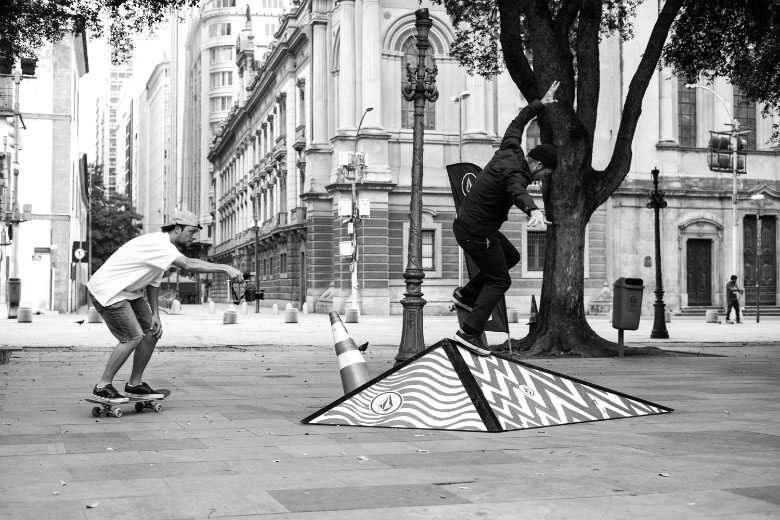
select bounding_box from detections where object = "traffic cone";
[329,311,372,393]
[527,295,538,332]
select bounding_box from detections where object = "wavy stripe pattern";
[310,348,485,431]
[462,350,670,431]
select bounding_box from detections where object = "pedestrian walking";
[451,81,560,355]
[725,275,744,324]
[87,210,243,404]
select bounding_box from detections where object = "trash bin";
[7,278,20,306]
[612,277,644,330]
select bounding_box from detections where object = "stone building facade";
[202,0,780,317]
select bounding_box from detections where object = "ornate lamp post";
[450,91,469,287]
[647,167,669,339]
[750,193,765,323]
[396,8,438,363]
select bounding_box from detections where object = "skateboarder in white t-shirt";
[87,210,243,404]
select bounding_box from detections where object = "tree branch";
[554,0,581,34]
[576,0,601,142]
[497,0,537,101]
[592,0,684,208]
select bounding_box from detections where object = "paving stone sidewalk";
[1,306,779,519]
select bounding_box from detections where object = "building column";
[659,67,676,144]
[361,0,381,130]
[464,74,487,135]
[311,18,329,144]
[338,0,357,132]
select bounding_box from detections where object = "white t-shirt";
[87,232,184,306]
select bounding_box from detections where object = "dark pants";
[453,218,520,334]
[726,300,741,322]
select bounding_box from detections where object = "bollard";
[345,307,359,323]
[88,307,103,323]
[208,300,215,314]
[284,307,299,323]
[272,303,279,315]
[285,302,292,309]
[665,310,671,323]
[239,301,248,315]
[170,299,182,315]
[223,305,238,324]
[302,305,308,315]
[705,310,718,323]
[17,307,33,323]
[507,309,519,323]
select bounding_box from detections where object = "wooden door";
[686,239,712,306]
[744,216,776,306]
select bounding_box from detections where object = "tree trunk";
[510,165,617,356]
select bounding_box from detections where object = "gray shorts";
[89,294,152,343]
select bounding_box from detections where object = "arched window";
[401,38,435,130]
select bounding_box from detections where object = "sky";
[78,25,179,156]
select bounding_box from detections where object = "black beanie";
[529,144,558,169]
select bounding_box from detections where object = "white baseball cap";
[164,210,202,230]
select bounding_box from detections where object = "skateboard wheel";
[112,408,123,418]
[153,403,163,413]
[91,407,101,417]
[135,402,144,413]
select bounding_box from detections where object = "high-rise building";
[181,0,284,249]
[95,58,133,196]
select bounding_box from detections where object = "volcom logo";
[461,173,477,197]
[370,392,403,415]
[518,385,535,397]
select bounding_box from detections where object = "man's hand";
[528,209,551,228]
[149,313,163,340]
[541,81,560,106]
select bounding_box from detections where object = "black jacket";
[456,100,545,236]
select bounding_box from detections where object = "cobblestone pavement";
[1,304,779,519]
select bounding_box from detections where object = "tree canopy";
[90,165,143,273]
[0,0,196,64]
[431,0,780,356]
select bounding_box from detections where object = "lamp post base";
[396,268,426,364]
[650,300,669,339]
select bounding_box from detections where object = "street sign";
[72,241,88,263]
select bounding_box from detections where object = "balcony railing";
[293,125,306,150]
[290,206,306,225]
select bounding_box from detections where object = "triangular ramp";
[302,339,672,432]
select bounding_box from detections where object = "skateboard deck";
[449,303,490,354]
[86,388,171,418]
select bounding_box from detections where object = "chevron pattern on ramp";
[302,339,672,432]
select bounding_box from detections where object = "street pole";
[10,70,20,281]
[450,91,469,287]
[253,188,259,313]
[396,8,438,363]
[750,193,765,323]
[348,106,373,319]
[686,84,741,276]
[648,167,669,338]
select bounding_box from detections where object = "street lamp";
[396,8,439,363]
[750,193,765,323]
[450,90,470,163]
[342,106,373,321]
[686,83,748,276]
[450,91,470,287]
[647,167,669,339]
[252,183,260,313]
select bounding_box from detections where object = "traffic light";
[5,116,15,149]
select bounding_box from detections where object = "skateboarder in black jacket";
[452,81,560,355]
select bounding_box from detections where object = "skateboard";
[449,303,490,352]
[86,389,171,418]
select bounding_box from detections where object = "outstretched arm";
[172,256,243,279]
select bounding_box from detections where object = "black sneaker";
[124,382,165,399]
[92,384,129,404]
[452,287,474,312]
[452,329,491,356]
